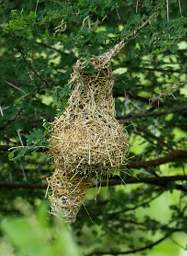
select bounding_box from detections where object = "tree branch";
[86,231,176,255]
[126,149,187,169]
[1,148,187,170]
[118,107,187,123]
[106,175,187,188]
[1,175,187,192]
[113,91,150,102]
[0,182,46,190]
[35,41,64,54]
[128,66,183,73]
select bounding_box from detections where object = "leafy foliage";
[0,201,80,256]
[0,0,187,255]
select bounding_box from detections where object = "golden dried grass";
[48,41,128,222]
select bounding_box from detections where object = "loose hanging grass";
[48,41,128,222]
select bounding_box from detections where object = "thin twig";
[35,0,40,14]
[128,12,157,40]
[166,0,169,21]
[105,191,163,217]
[5,80,26,94]
[178,0,182,16]
[87,231,177,255]
[8,145,47,150]
[0,105,4,117]
[136,0,139,13]
[17,130,24,146]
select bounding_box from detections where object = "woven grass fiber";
[48,41,128,222]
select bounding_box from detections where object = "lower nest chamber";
[48,168,90,223]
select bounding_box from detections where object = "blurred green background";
[0,0,187,255]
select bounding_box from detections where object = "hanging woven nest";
[48,41,128,222]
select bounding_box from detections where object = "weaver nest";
[48,41,128,222]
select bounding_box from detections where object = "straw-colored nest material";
[50,41,128,174]
[51,113,128,175]
[48,41,128,222]
[48,168,90,223]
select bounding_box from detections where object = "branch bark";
[126,149,187,169]
[1,175,187,192]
